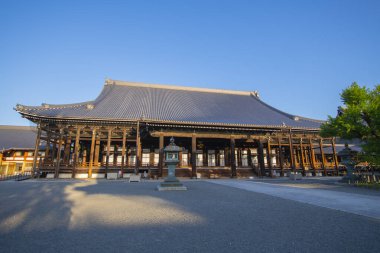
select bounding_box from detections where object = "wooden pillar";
[51,137,57,163]
[191,134,197,178]
[44,131,51,161]
[277,138,284,176]
[88,128,96,178]
[319,138,326,175]
[54,129,63,179]
[300,138,305,175]
[159,133,164,177]
[266,138,273,177]
[247,148,252,167]
[82,148,87,167]
[63,135,72,165]
[230,137,237,178]
[257,139,265,177]
[0,153,3,175]
[114,145,118,167]
[121,128,127,176]
[72,127,81,178]
[32,125,42,178]
[106,129,112,177]
[204,149,208,167]
[135,122,141,174]
[288,132,295,172]
[94,137,100,167]
[308,138,316,171]
[331,137,339,175]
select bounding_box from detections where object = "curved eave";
[16,110,321,132]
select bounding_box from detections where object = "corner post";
[32,124,42,178]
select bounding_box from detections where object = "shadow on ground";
[0,180,379,253]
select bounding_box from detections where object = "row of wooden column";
[32,125,340,178]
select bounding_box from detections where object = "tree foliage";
[320,82,380,165]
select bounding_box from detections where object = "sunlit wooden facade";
[0,126,45,176]
[16,80,339,179]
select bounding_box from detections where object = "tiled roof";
[16,80,323,129]
[0,126,37,150]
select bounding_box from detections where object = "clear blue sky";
[1,0,379,126]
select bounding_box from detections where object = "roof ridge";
[105,79,259,97]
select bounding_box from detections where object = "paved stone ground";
[209,178,380,219]
[0,179,380,253]
[249,177,380,196]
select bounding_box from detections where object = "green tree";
[320,82,380,166]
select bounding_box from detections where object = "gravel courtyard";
[1,179,379,253]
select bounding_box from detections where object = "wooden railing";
[0,172,32,181]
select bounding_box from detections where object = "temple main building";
[15,79,339,179]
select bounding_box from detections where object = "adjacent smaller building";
[0,125,44,176]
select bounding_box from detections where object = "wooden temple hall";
[15,79,339,179]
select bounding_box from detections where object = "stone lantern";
[339,143,355,183]
[157,137,187,191]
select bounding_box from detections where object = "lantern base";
[157,185,188,191]
[157,179,187,191]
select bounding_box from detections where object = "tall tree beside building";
[320,82,380,165]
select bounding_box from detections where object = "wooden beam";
[151,130,319,140]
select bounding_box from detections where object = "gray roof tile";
[0,126,37,150]
[16,80,322,129]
